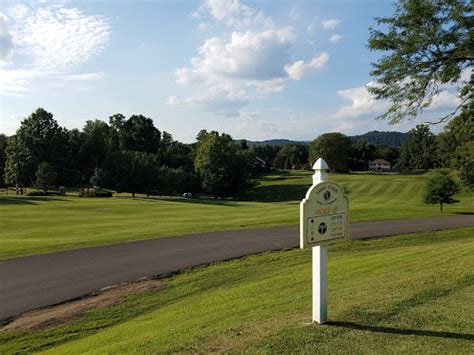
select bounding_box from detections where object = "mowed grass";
[0,171,472,260]
[1,228,473,353]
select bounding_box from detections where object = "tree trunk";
[440,202,443,212]
[132,192,135,198]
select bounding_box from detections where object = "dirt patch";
[2,279,165,332]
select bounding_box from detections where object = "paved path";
[1,215,473,320]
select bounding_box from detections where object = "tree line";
[0,103,472,197]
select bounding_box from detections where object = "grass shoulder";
[1,227,473,353]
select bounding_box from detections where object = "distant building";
[369,159,391,172]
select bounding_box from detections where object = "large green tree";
[368,0,473,123]
[396,124,438,171]
[351,139,377,170]
[309,133,353,173]
[4,108,69,186]
[119,115,161,154]
[273,145,308,170]
[194,131,252,198]
[104,150,160,197]
[437,101,473,188]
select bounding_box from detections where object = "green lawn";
[0,171,472,259]
[2,228,473,353]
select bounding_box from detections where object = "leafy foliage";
[437,100,474,188]
[309,133,352,172]
[36,162,57,193]
[4,108,69,186]
[118,115,161,153]
[194,131,252,198]
[423,170,460,211]
[396,125,438,171]
[368,0,473,123]
[273,145,308,170]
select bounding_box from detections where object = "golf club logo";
[323,190,331,201]
[318,222,327,234]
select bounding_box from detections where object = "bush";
[79,188,113,198]
[27,190,60,196]
[423,170,460,212]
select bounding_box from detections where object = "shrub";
[79,188,113,198]
[423,170,460,212]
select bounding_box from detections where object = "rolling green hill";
[0,171,472,259]
[350,130,408,147]
[2,228,473,353]
[241,130,408,147]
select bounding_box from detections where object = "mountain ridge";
[239,130,408,147]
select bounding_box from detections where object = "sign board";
[300,181,348,248]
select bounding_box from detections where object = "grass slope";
[1,171,472,259]
[1,228,473,353]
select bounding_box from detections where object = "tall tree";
[309,133,353,173]
[104,150,160,197]
[436,101,474,184]
[368,0,473,123]
[119,115,161,153]
[396,124,438,171]
[351,139,377,170]
[194,131,252,198]
[81,120,110,172]
[4,108,69,186]
[36,162,57,193]
[273,144,308,170]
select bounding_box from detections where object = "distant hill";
[350,131,408,147]
[240,131,407,148]
[244,139,310,146]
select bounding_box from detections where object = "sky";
[0,0,466,143]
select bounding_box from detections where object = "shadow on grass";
[0,196,68,205]
[137,197,243,207]
[327,321,474,341]
[453,211,474,215]
[240,184,309,202]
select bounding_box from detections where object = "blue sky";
[0,0,464,142]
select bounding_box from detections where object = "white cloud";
[166,84,253,116]
[0,2,110,95]
[332,82,389,120]
[306,22,316,35]
[322,19,340,30]
[331,78,464,130]
[426,90,461,111]
[0,67,44,96]
[201,0,273,30]
[198,22,207,30]
[285,52,329,80]
[61,72,105,82]
[166,95,179,105]
[176,28,295,85]
[11,7,110,70]
[238,111,278,140]
[0,13,13,65]
[329,34,342,44]
[171,0,330,113]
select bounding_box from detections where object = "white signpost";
[300,158,348,324]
